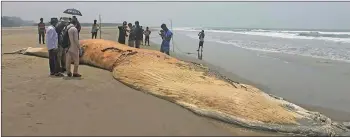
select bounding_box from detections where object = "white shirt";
[46,25,58,50]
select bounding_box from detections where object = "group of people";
[117,21,152,48]
[117,21,173,55]
[39,17,203,77]
[39,16,82,77]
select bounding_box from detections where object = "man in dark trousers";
[118,21,128,44]
[46,18,63,77]
[91,20,99,39]
[38,18,46,44]
[55,18,69,72]
[134,21,143,48]
[144,27,151,46]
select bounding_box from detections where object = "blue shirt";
[46,25,58,50]
[161,30,173,47]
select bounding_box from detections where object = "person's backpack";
[59,25,73,48]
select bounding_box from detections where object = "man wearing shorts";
[197,30,205,52]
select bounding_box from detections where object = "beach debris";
[11,39,349,136]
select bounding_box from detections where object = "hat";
[49,18,58,24]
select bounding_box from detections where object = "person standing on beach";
[46,18,63,77]
[144,27,151,46]
[38,18,46,44]
[55,18,69,72]
[66,18,82,77]
[72,16,81,39]
[118,21,128,44]
[197,30,205,51]
[91,20,99,39]
[160,24,173,55]
[127,23,135,47]
[134,21,143,49]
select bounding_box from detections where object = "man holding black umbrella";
[66,18,82,77]
[72,16,81,39]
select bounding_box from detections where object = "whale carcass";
[6,39,349,136]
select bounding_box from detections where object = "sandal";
[73,73,82,77]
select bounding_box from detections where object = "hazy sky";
[2,2,350,29]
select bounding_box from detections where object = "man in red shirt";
[37,18,46,44]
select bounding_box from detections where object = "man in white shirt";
[46,18,63,77]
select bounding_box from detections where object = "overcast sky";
[2,2,350,29]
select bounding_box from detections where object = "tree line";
[2,16,122,27]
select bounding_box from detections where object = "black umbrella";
[63,8,82,16]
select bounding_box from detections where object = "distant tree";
[1,16,35,27]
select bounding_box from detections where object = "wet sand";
[149,30,350,122]
[2,27,278,136]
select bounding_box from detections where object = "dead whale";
[5,39,349,136]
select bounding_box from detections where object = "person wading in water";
[197,30,205,52]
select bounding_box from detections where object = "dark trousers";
[92,32,97,39]
[118,38,126,44]
[39,32,45,44]
[57,46,66,72]
[145,36,150,45]
[141,37,144,45]
[48,49,60,74]
[135,40,141,48]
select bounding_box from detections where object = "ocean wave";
[174,27,350,43]
[184,33,350,63]
[298,32,350,38]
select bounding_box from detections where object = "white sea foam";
[182,30,350,63]
[174,27,350,43]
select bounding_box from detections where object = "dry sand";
[2,27,278,136]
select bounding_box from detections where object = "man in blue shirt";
[46,18,63,77]
[160,24,172,55]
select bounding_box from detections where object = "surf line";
[169,19,197,55]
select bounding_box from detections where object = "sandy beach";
[2,27,281,136]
